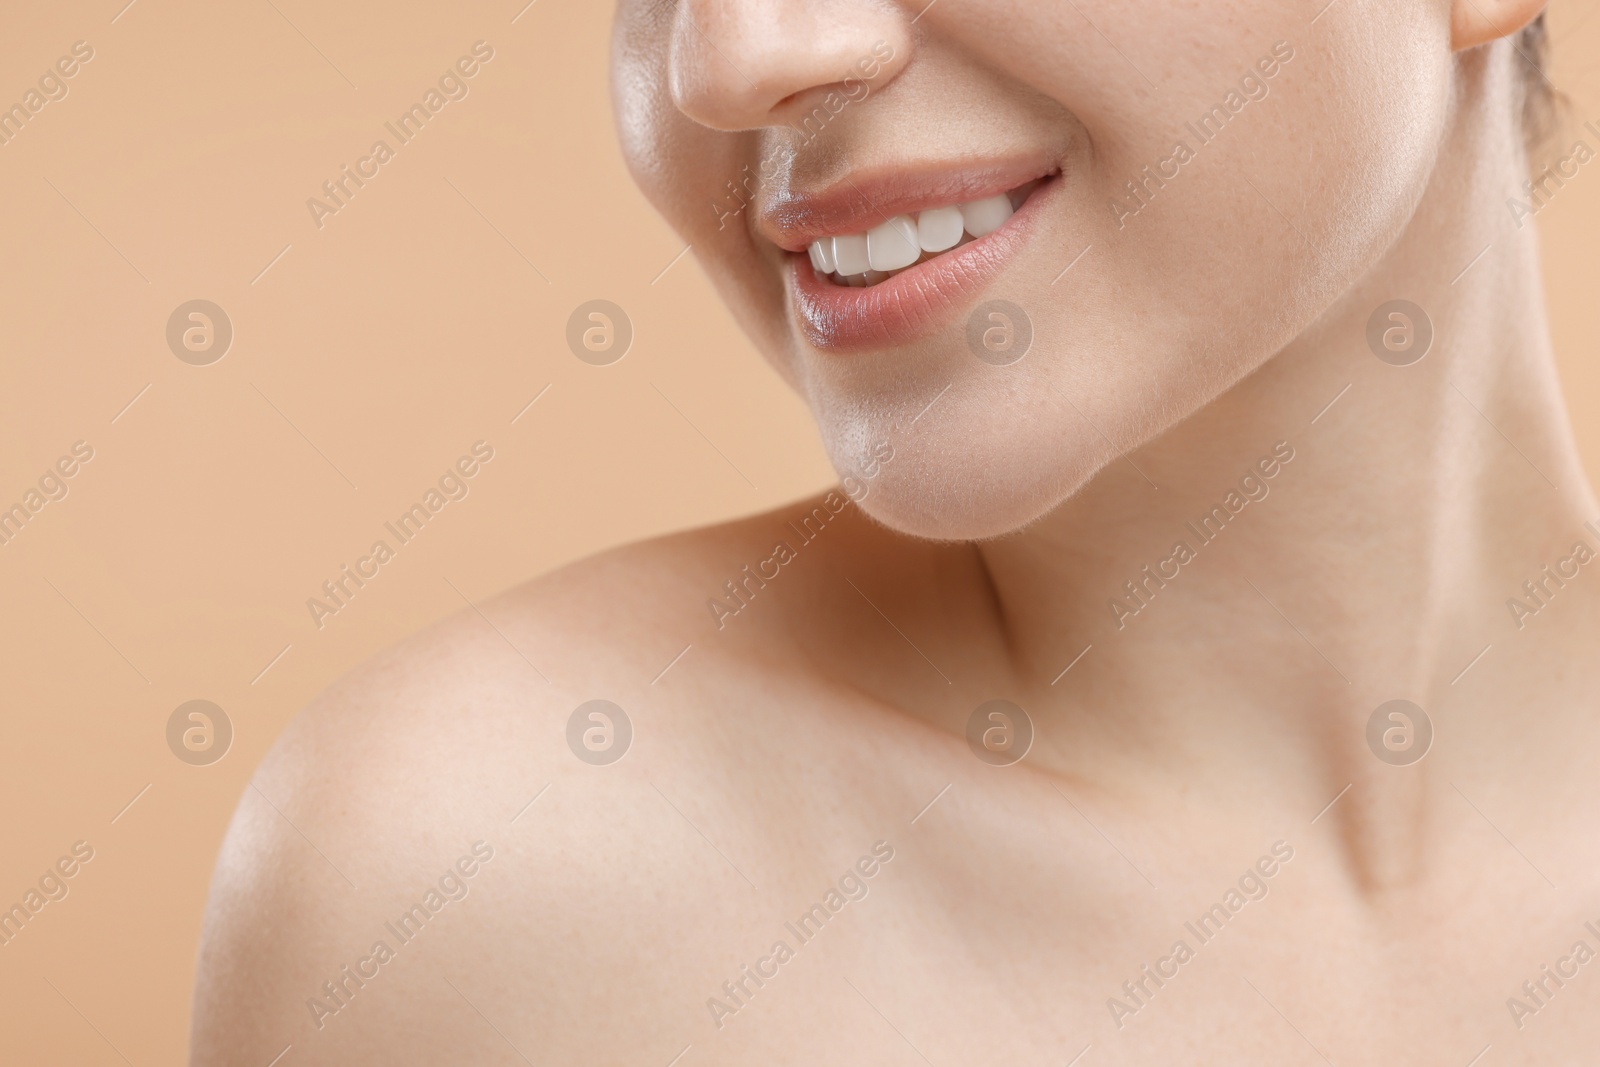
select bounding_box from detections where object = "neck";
[974,51,1598,875]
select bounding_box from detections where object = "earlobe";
[1451,0,1547,51]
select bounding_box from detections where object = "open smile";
[805,178,1047,287]
[772,166,1059,351]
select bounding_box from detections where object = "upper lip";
[755,155,1060,252]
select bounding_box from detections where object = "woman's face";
[611,0,1452,539]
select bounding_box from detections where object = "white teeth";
[807,240,834,273]
[831,233,870,277]
[917,205,964,253]
[811,182,1039,286]
[867,215,920,272]
[958,194,1013,238]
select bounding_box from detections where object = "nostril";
[771,81,865,123]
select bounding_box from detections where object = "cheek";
[819,28,1450,540]
[612,5,740,233]
[609,0,1453,542]
[1073,18,1448,356]
[612,26,798,379]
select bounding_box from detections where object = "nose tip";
[668,1,910,132]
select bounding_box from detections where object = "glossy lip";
[758,157,1058,252]
[788,172,1059,352]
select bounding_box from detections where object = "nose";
[668,1,911,131]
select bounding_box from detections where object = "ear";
[1452,0,1548,51]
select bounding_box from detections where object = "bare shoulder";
[190,492,937,1065]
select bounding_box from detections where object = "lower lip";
[788,175,1058,352]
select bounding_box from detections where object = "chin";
[835,436,1103,543]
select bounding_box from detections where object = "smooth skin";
[192,1,1600,1063]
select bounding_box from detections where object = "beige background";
[1,1,1597,1061]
